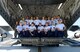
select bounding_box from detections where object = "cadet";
[47,17,51,25]
[20,18,24,25]
[55,19,66,37]
[56,15,62,21]
[37,23,45,37]
[53,16,58,25]
[23,21,30,37]
[21,29,26,37]
[50,25,56,37]
[34,17,41,28]
[25,16,29,25]
[29,17,34,26]
[44,22,50,37]
[51,17,56,26]
[16,22,23,37]
[55,15,62,25]
[29,23,37,37]
[41,17,46,26]
[14,21,19,38]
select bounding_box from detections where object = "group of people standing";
[16,16,66,38]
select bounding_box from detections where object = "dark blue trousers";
[38,31,45,37]
[18,31,23,37]
[30,30,38,37]
[25,30,31,37]
[18,30,31,37]
[50,31,56,37]
[55,30,64,37]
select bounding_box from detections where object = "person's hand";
[26,28,29,30]
[48,28,50,30]
[18,31,20,33]
[38,31,40,33]
[45,32,47,34]
[31,34,34,36]
[51,29,55,31]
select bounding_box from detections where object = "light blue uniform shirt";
[34,20,41,25]
[38,26,44,31]
[44,26,50,32]
[41,20,46,25]
[51,20,56,25]
[56,23,65,30]
[50,25,55,31]
[54,19,58,25]
[16,25,23,31]
[25,19,29,25]
[29,26,36,32]
[23,25,29,30]
[29,20,34,25]
[47,20,51,25]
[20,20,24,25]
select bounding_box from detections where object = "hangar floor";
[0,46,80,52]
[0,38,80,52]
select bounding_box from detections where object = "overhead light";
[58,3,63,9]
[18,4,23,10]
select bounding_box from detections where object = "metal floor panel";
[0,46,38,52]
[42,46,80,52]
[0,46,80,52]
